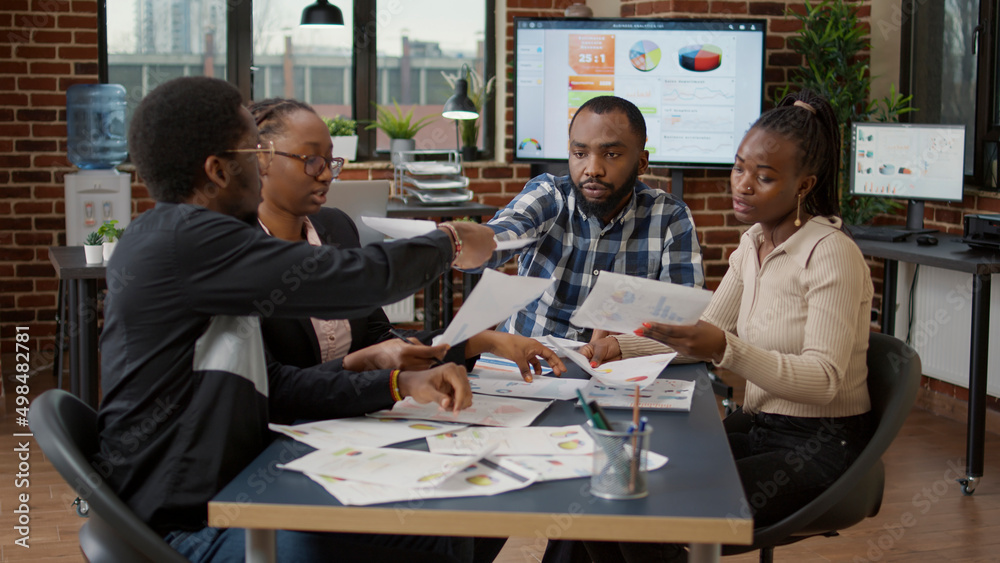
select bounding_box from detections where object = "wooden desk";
[48,246,105,409]
[856,233,1000,494]
[209,363,752,563]
[386,199,499,330]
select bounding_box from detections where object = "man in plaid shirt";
[473,96,704,341]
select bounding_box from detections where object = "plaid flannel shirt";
[477,173,704,341]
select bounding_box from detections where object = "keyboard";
[848,225,912,242]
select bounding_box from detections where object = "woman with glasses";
[249,98,565,391]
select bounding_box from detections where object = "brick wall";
[2,0,999,413]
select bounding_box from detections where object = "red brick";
[707,194,735,210]
[13,230,54,245]
[705,262,730,278]
[57,14,96,29]
[34,217,64,230]
[0,248,34,261]
[710,1,747,14]
[16,108,57,122]
[482,167,514,178]
[673,1,709,12]
[33,0,72,11]
[13,201,53,214]
[704,229,741,245]
[57,46,97,60]
[749,2,787,16]
[17,76,58,91]
[0,155,31,168]
[33,154,70,167]
[770,18,803,33]
[29,93,67,107]
[17,294,56,310]
[766,36,785,50]
[636,2,655,16]
[0,61,28,74]
[74,61,98,75]
[74,30,97,44]
[16,139,57,152]
[976,195,1000,213]
[470,180,503,195]
[29,61,71,74]
[72,0,99,12]
[621,3,636,16]
[11,170,51,183]
[769,52,802,67]
[0,308,34,323]
[691,212,725,227]
[15,45,57,59]
[31,29,72,43]
[0,124,29,138]
[31,123,67,137]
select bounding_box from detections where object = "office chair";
[723,332,922,562]
[29,389,188,563]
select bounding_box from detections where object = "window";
[902,0,999,189]
[104,0,495,161]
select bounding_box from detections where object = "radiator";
[383,294,415,323]
[892,264,1000,396]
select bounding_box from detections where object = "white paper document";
[426,425,594,456]
[503,451,669,482]
[433,269,555,347]
[546,336,676,389]
[269,417,467,450]
[280,444,494,489]
[305,456,538,506]
[570,271,713,332]
[581,378,697,411]
[494,237,538,251]
[367,394,552,427]
[471,353,554,377]
[542,336,586,356]
[469,354,587,401]
[361,216,437,239]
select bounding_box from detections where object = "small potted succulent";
[365,100,437,158]
[96,219,124,261]
[322,115,359,162]
[83,231,104,264]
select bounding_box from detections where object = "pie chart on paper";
[629,40,662,72]
[678,44,723,72]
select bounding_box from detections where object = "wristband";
[389,369,403,402]
[438,223,463,264]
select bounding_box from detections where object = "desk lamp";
[442,64,479,154]
[300,0,344,26]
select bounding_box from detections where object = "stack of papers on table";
[546,336,677,389]
[367,394,553,427]
[579,378,697,411]
[426,425,594,456]
[469,354,589,401]
[269,417,467,450]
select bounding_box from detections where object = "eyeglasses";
[222,139,274,173]
[273,150,344,179]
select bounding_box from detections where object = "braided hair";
[248,98,317,141]
[750,90,841,218]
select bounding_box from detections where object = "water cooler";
[64,84,131,246]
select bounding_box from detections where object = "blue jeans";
[165,526,474,563]
[579,411,873,563]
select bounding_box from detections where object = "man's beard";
[570,168,639,220]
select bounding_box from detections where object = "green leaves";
[85,231,104,246]
[782,0,916,225]
[321,115,358,137]
[364,100,437,140]
[96,220,123,243]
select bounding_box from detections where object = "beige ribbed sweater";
[616,216,873,418]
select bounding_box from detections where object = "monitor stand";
[903,199,938,236]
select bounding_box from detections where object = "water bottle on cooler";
[66,84,128,169]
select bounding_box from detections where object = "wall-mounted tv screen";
[513,18,767,168]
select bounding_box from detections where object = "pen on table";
[589,401,613,431]
[629,384,641,493]
[387,328,445,367]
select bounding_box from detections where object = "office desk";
[48,247,104,409]
[209,363,752,563]
[386,199,499,330]
[856,234,1000,494]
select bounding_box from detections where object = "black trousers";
[576,410,874,563]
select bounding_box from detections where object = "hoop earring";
[794,193,802,227]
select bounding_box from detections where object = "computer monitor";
[849,122,966,231]
[513,17,766,169]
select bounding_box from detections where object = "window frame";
[900,0,999,189]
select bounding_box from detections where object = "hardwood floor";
[3,362,999,562]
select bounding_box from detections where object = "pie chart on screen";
[678,44,723,72]
[629,40,662,72]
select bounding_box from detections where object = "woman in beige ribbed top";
[580,91,876,563]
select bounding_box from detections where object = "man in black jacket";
[96,76,496,562]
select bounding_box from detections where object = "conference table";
[208,363,753,563]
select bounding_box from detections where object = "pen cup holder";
[587,421,652,500]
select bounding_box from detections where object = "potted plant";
[83,231,104,264]
[442,67,496,161]
[365,100,437,157]
[322,115,358,162]
[97,219,124,261]
[778,0,915,225]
